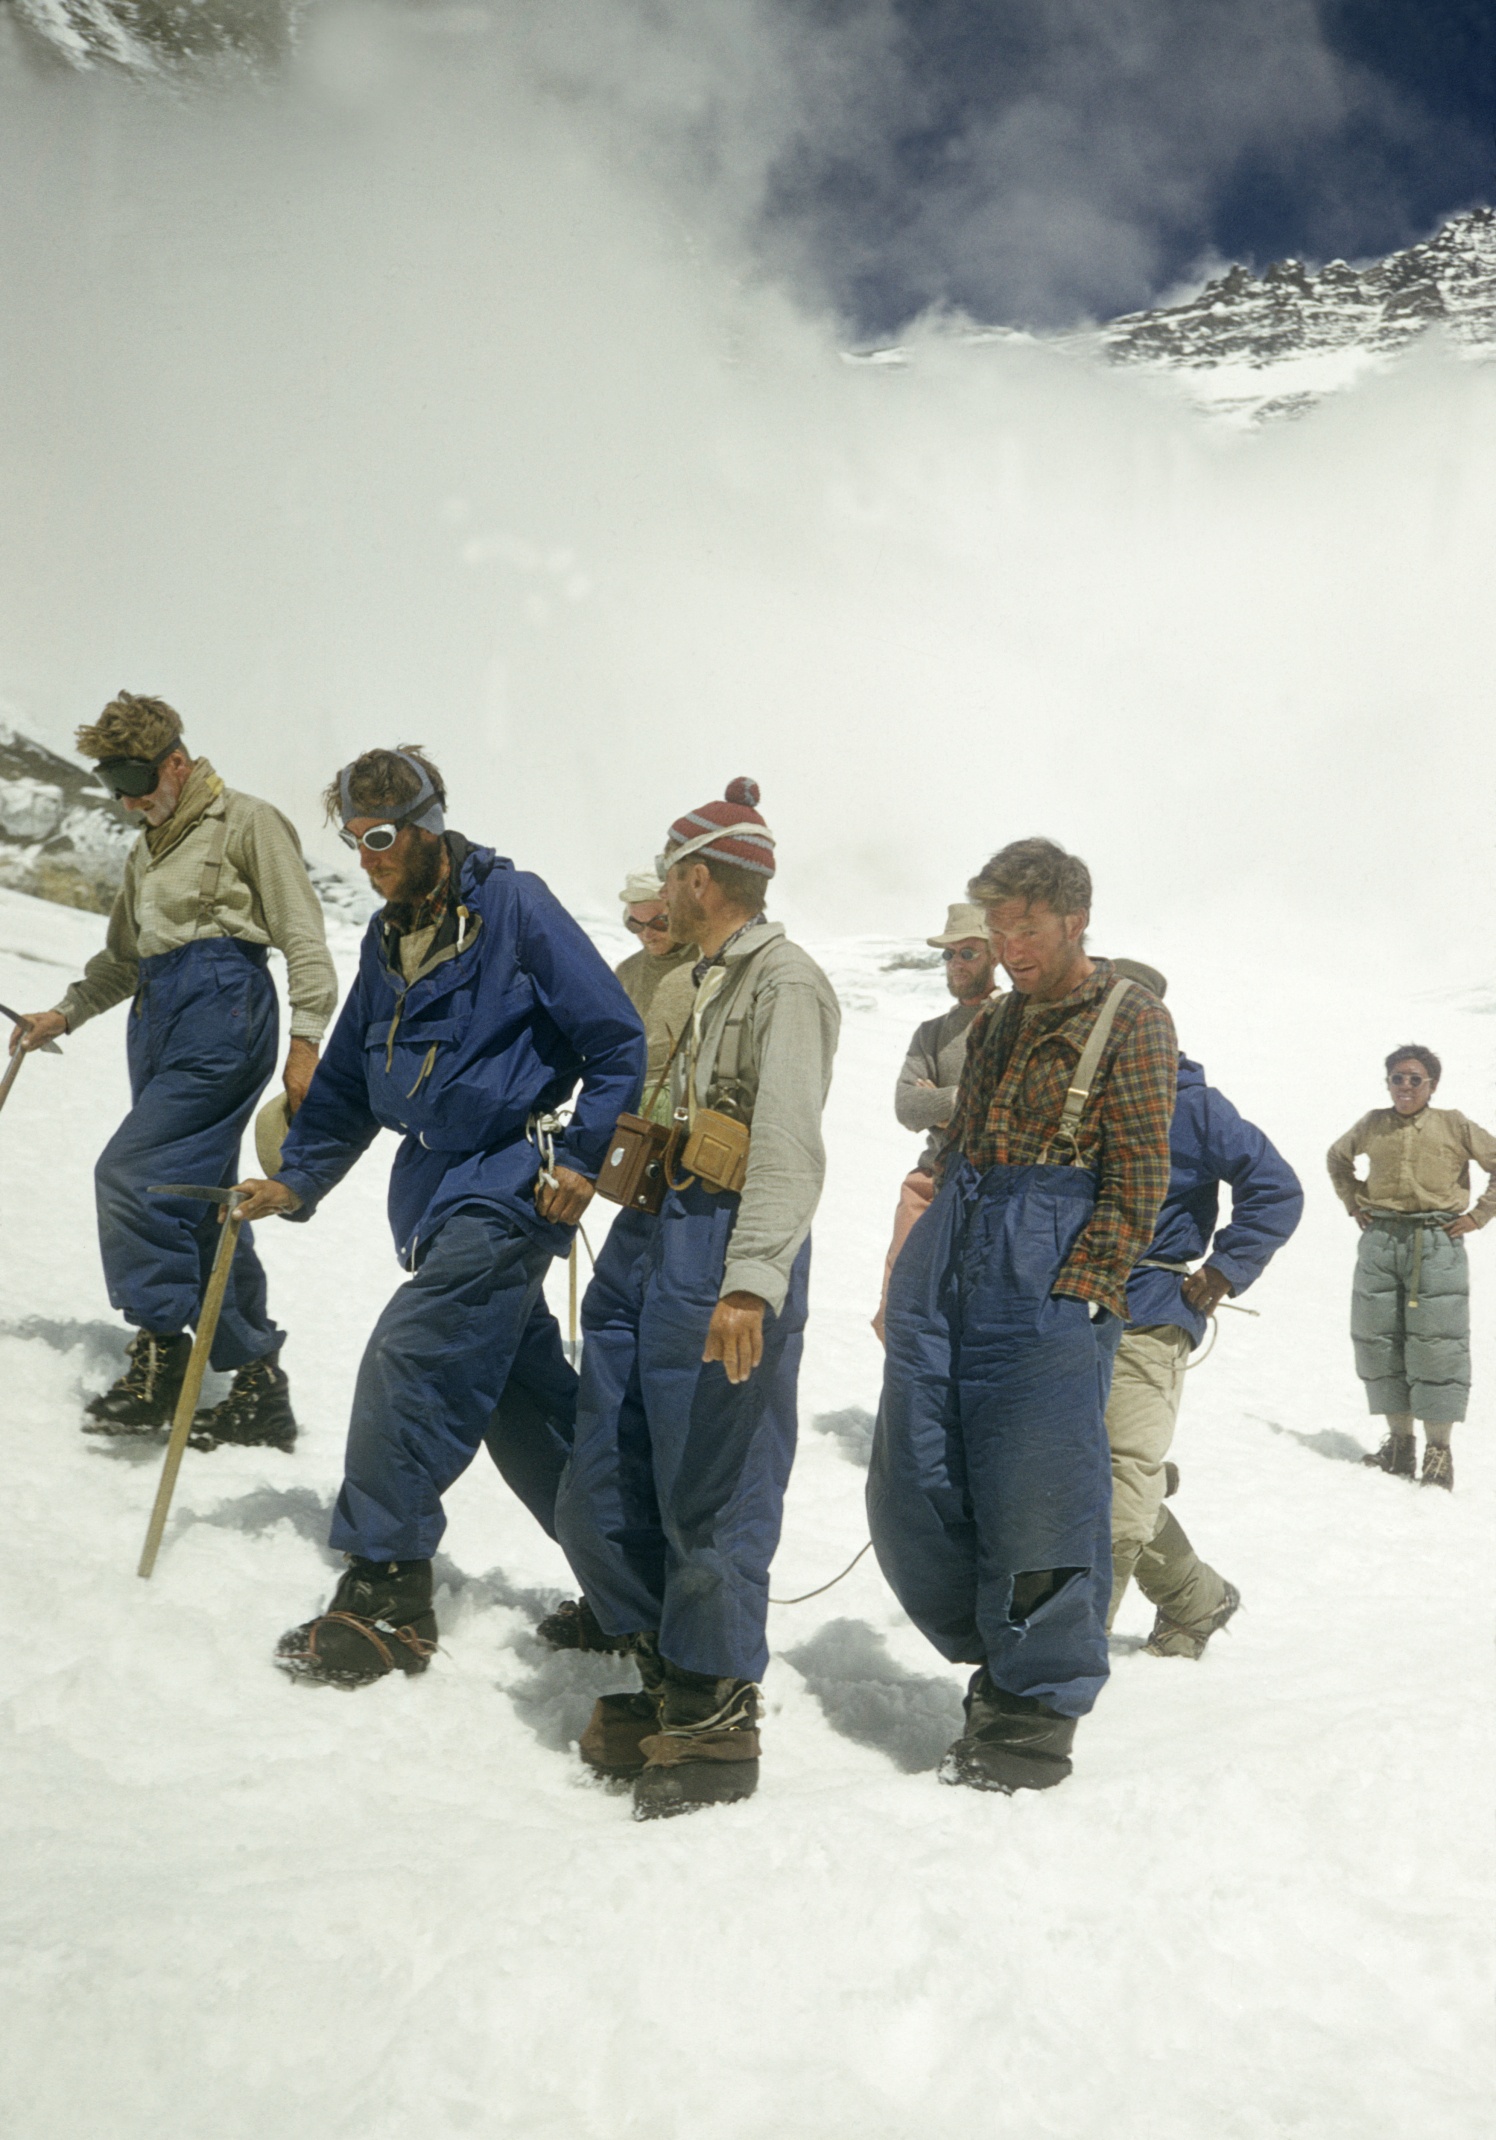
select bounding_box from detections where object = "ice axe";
[0,1002,62,1120]
[136,1184,247,1580]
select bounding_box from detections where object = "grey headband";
[338,750,446,837]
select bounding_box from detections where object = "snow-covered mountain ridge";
[852,207,1496,425]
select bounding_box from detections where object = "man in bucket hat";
[612,867,696,1127]
[8,690,337,1452]
[872,901,1001,1341]
[555,779,840,1818]
[232,746,645,1687]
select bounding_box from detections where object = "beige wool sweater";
[1327,1106,1496,1226]
[55,761,338,1043]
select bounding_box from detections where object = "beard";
[381,830,448,916]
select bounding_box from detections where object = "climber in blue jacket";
[235,746,645,1687]
[1107,960,1303,1657]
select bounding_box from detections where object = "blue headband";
[338,750,446,837]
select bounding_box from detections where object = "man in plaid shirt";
[868,837,1177,1794]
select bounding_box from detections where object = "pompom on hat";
[658,778,776,878]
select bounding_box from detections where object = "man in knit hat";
[872,901,1001,1341]
[231,746,646,1687]
[613,868,697,1128]
[8,691,337,1450]
[555,778,841,1819]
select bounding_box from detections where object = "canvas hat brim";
[254,1092,292,1177]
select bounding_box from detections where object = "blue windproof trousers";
[95,937,282,1370]
[555,1190,810,1684]
[867,1159,1120,1719]
[330,1209,577,1562]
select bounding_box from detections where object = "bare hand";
[914,1078,936,1090]
[8,1010,65,1055]
[703,1291,765,1384]
[534,1163,596,1227]
[1181,1265,1232,1315]
[232,1177,303,1222]
[1355,1212,1374,1231]
[1445,1214,1477,1238]
[283,1038,320,1116]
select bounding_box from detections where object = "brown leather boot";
[1420,1443,1454,1491]
[632,1663,761,1821]
[579,1637,665,1781]
[1362,1432,1416,1478]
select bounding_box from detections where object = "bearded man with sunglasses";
[613,869,696,1128]
[231,746,646,1687]
[8,690,337,1447]
[872,902,1000,1341]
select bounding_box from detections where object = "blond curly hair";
[75,691,184,764]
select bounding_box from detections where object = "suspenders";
[1040,979,1135,1166]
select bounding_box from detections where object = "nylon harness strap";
[1043,978,1134,1166]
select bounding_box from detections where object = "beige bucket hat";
[926,902,990,949]
[254,1092,292,1177]
[618,870,664,907]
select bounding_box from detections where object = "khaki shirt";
[615,942,696,1124]
[1327,1106,1496,1227]
[55,764,338,1042]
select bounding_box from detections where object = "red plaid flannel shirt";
[940,958,1178,1317]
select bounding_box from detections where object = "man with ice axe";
[233,746,645,1688]
[8,691,337,1449]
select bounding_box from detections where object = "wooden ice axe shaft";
[0,1047,24,1119]
[137,1187,245,1580]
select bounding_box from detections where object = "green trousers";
[1351,1218,1470,1425]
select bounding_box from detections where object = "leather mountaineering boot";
[579,1636,667,1783]
[274,1557,438,1687]
[536,1595,631,1654]
[1362,1432,1416,1478]
[83,1331,192,1434]
[940,1668,1077,1794]
[189,1354,297,1452]
[632,1661,761,1821]
[1144,1580,1242,1660]
[1420,1443,1454,1491]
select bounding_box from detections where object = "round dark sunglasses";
[1388,1072,1430,1089]
[96,749,173,800]
[941,945,987,963]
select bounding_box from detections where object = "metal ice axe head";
[0,1002,62,1054]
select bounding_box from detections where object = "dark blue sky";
[757,0,1496,335]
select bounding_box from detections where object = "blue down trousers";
[1351,1216,1470,1424]
[331,1208,577,1562]
[867,1159,1120,1720]
[555,1191,810,1684]
[95,937,282,1370]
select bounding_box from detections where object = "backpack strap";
[1043,979,1134,1166]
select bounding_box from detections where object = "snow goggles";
[339,821,405,854]
[95,742,178,799]
[336,750,446,851]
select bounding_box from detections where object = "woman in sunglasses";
[1327,1046,1496,1489]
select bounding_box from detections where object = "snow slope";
[0,884,1492,2140]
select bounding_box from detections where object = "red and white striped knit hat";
[659,778,776,878]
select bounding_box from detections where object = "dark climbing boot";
[1145,1581,1241,1660]
[274,1557,437,1687]
[83,1330,191,1434]
[940,1669,1077,1794]
[536,1595,631,1654]
[189,1354,297,1452]
[579,1637,666,1782]
[1362,1432,1416,1478]
[632,1662,761,1820]
[1420,1443,1454,1492]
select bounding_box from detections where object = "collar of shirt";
[692,912,769,989]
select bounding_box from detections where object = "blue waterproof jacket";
[276,837,645,1266]
[1126,1055,1302,1346]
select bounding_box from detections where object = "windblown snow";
[1,883,1491,2140]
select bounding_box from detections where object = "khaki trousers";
[1105,1322,1230,1632]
